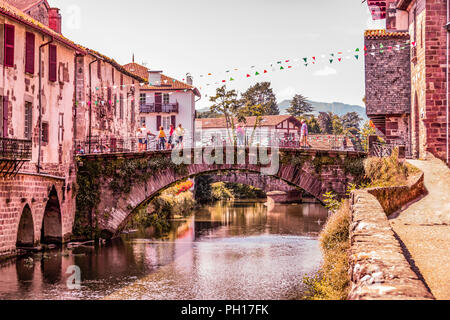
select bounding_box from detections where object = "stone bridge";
[208,172,297,193]
[76,146,366,237]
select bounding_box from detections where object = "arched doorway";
[16,205,34,247]
[414,92,420,158]
[41,187,62,244]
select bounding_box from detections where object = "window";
[24,102,32,139]
[49,45,57,82]
[112,67,115,84]
[140,117,146,127]
[163,93,170,105]
[120,73,124,86]
[162,116,171,130]
[25,32,35,74]
[140,93,146,105]
[58,113,64,144]
[4,24,15,67]
[42,122,49,143]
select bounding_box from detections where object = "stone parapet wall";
[366,172,425,216]
[348,188,433,300]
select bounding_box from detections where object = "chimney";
[48,8,62,34]
[186,73,193,85]
[148,70,162,85]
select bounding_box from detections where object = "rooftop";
[123,62,201,97]
[196,115,301,129]
[365,29,410,39]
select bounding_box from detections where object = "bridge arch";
[16,204,34,248]
[41,186,62,244]
[78,148,365,237]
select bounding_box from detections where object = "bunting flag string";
[84,39,414,92]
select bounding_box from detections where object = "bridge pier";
[266,190,304,205]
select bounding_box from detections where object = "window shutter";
[25,32,35,74]
[171,115,176,126]
[4,24,15,67]
[97,60,101,79]
[49,45,57,82]
[156,116,161,130]
[3,96,8,137]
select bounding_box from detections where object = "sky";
[48,0,384,110]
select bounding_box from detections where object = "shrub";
[303,200,351,300]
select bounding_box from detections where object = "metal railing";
[140,103,179,113]
[0,138,32,160]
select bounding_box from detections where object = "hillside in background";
[197,100,368,121]
[278,100,368,121]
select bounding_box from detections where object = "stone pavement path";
[390,155,450,300]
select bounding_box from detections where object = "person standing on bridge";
[300,119,309,148]
[158,126,167,151]
[175,124,185,149]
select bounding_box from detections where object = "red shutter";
[3,96,8,137]
[156,116,161,130]
[4,24,15,67]
[49,45,57,82]
[171,115,176,126]
[25,32,35,74]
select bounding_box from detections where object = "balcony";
[0,138,32,161]
[0,138,32,177]
[140,102,179,114]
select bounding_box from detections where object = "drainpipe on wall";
[37,37,54,174]
[88,55,101,154]
[446,1,450,165]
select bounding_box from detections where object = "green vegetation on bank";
[195,175,266,203]
[303,148,421,300]
[127,184,196,234]
[303,200,351,300]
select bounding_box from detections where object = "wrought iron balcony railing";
[140,103,179,113]
[0,138,32,161]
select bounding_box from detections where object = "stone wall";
[366,172,425,215]
[348,190,434,300]
[365,32,411,116]
[0,174,73,258]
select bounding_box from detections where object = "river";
[0,200,329,300]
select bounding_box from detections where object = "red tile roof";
[365,29,410,39]
[0,0,145,82]
[123,62,201,97]
[4,0,46,11]
[196,115,301,129]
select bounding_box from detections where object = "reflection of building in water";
[267,203,329,235]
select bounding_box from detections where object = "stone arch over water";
[41,186,62,244]
[16,204,34,248]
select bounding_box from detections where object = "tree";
[341,112,363,133]
[194,175,214,204]
[209,86,244,143]
[240,82,279,116]
[287,94,313,117]
[318,112,333,134]
[359,121,377,152]
[298,115,321,134]
[332,114,344,135]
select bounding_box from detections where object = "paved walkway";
[390,155,450,300]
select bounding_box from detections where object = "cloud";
[277,86,296,101]
[313,66,337,77]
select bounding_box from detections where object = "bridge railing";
[75,132,366,156]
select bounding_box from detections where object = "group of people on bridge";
[137,124,186,152]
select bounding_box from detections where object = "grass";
[303,200,351,300]
[364,148,421,188]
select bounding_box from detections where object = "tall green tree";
[194,175,214,204]
[287,94,313,117]
[209,86,244,143]
[341,112,363,133]
[240,82,279,116]
[318,112,333,134]
[359,121,377,152]
[332,114,344,135]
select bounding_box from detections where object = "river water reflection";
[0,200,328,300]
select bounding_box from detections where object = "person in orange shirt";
[158,126,167,151]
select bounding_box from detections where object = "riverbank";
[389,155,450,300]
